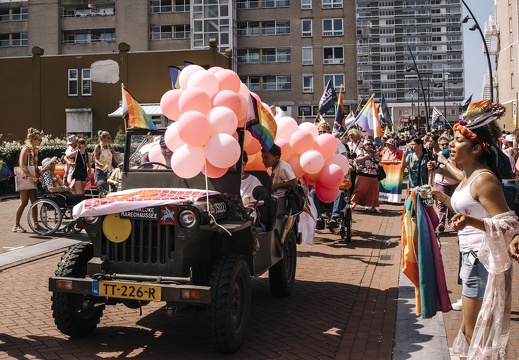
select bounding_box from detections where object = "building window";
[323,47,344,64]
[62,4,114,17]
[324,74,344,91]
[82,69,92,96]
[322,0,343,9]
[511,45,514,61]
[150,0,172,13]
[240,76,261,91]
[150,25,172,40]
[262,21,290,35]
[238,22,260,36]
[262,0,289,7]
[174,25,190,39]
[62,30,115,44]
[10,7,28,21]
[262,48,290,63]
[191,2,231,52]
[301,0,312,9]
[512,73,515,89]
[237,0,260,8]
[68,69,78,97]
[303,75,313,93]
[264,75,291,90]
[302,47,313,65]
[237,49,260,63]
[323,19,343,36]
[0,32,28,47]
[174,0,190,12]
[302,19,312,37]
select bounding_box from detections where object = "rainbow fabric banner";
[246,95,277,151]
[0,160,13,181]
[121,86,157,131]
[379,161,404,203]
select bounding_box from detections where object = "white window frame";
[68,69,78,97]
[323,46,344,64]
[301,0,312,9]
[324,74,344,92]
[302,47,313,65]
[323,18,343,37]
[302,19,312,37]
[81,68,92,96]
[303,75,313,93]
[174,24,190,39]
[322,0,343,9]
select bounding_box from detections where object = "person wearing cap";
[94,130,121,184]
[380,138,403,161]
[14,127,43,233]
[63,135,78,187]
[40,157,85,207]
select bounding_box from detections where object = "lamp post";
[461,0,494,102]
[406,44,430,132]
[409,88,417,119]
[443,69,450,125]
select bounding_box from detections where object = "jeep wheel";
[51,242,104,337]
[268,229,297,297]
[208,254,251,353]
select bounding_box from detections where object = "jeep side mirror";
[252,185,267,202]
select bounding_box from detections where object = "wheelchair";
[316,188,353,243]
[27,193,84,236]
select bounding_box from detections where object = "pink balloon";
[276,116,299,140]
[176,111,211,146]
[315,181,340,203]
[187,70,219,98]
[178,88,212,114]
[300,150,325,174]
[275,138,292,161]
[212,90,244,119]
[318,163,345,188]
[325,154,350,174]
[207,106,238,135]
[263,102,273,116]
[214,69,241,93]
[238,82,251,100]
[290,130,314,155]
[164,122,185,151]
[244,136,261,155]
[250,91,262,104]
[237,93,248,122]
[148,144,166,163]
[287,154,305,179]
[314,133,338,159]
[205,134,241,168]
[298,122,319,139]
[171,145,205,179]
[160,89,183,121]
[202,161,228,178]
[207,66,224,74]
[179,64,204,90]
[243,131,252,147]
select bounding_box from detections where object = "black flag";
[461,94,473,112]
[318,79,337,115]
[379,95,393,130]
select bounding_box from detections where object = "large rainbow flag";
[354,95,382,140]
[246,95,277,151]
[121,85,157,131]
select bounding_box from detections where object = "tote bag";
[14,165,37,191]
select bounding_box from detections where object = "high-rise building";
[0,0,357,124]
[356,0,465,131]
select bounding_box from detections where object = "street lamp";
[406,44,430,132]
[461,0,494,102]
[408,89,417,119]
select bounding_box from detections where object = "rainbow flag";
[354,95,381,139]
[0,160,13,181]
[121,85,157,131]
[246,95,277,151]
[333,86,344,133]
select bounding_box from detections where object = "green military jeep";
[48,128,301,353]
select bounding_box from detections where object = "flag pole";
[121,83,128,132]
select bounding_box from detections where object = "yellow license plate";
[94,281,161,301]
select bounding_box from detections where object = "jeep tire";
[268,229,297,297]
[51,242,104,337]
[208,253,251,353]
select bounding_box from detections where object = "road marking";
[3,246,25,251]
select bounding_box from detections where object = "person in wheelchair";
[40,157,85,207]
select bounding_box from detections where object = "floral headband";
[453,100,506,154]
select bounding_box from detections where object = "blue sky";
[462,0,495,100]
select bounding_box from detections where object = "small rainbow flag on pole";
[246,95,277,151]
[121,84,157,131]
[0,160,13,181]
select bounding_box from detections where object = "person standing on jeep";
[93,130,121,184]
[261,143,297,198]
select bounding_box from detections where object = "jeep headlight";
[179,210,197,228]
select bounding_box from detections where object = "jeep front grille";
[101,220,174,264]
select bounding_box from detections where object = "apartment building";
[0,0,357,129]
[356,0,465,130]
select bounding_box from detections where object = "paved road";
[1,196,519,359]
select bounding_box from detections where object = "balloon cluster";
[158,65,253,178]
[245,117,350,203]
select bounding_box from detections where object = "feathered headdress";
[453,100,506,153]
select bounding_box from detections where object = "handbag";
[14,165,37,191]
[377,166,387,181]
